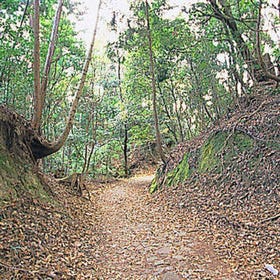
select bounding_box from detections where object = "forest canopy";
[0,0,279,177]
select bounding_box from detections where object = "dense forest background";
[1,0,279,178]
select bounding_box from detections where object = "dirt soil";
[0,174,278,279]
[91,175,235,280]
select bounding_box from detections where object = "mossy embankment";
[0,106,50,204]
[150,130,257,193]
[150,92,279,194]
[0,144,49,203]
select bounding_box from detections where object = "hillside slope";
[151,89,280,278]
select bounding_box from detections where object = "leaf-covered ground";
[0,178,99,279]
[91,175,234,279]
[1,172,278,279]
[151,91,280,279]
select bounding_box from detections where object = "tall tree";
[107,10,130,176]
[145,0,166,163]
[32,0,42,130]
[40,0,63,122]
[32,0,103,159]
[32,0,64,131]
[0,0,103,162]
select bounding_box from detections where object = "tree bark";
[145,0,166,163]
[32,0,42,130]
[30,0,102,159]
[209,0,263,82]
[40,0,64,118]
[170,80,185,142]
[117,54,129,177]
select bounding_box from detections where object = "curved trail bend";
[91,175,233,280]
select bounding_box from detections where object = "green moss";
[149,176,158,193]
[199,131,254,173]
[0,151,13,174]
[232,132,254,151]
[0,144,51,204]
[166,154,190,187]
[199,132,227,173]
[151,131,258,192]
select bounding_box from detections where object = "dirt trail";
[91,175,235,280]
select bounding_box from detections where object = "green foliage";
[0,0,85,121]
[1,0,278,179]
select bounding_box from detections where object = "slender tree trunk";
[189,60,215,123]
[20,0,30,28]
[157,83,179,143]
[82,73,97,175]
[145,0,166,163]
[85,104,98,174]
[52,0,102,148]
[123,123,129,176]
[117,55,129,176]
[41,0,64,110]
[82,114,96,174]
[170,81,184,142]
[32,0,42,130]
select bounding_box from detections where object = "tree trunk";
[32,0,42,130]
[123,123,129,176]
[145,0,166,163]
[117,55,129,176]
[41,0,64,116]
[49,0,102,152]
[30,0,102,159]
[209,0,264,82]
[31,0,64,131]
[170,81,185,142]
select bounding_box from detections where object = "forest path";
[90,175,234,280]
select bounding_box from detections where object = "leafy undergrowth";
[0,177,98,279]
[152,92,280,278]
